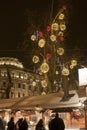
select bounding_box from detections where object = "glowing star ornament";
[38,39,46,48]
[31,34,36,41]
[32,56,39,63]
[51,23,59,31]
[57,48,64,55]
[62,67,69,76]
[40,60,49,73]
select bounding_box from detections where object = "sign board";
[78,68,87,86]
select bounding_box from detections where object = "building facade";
[0,57,43,99]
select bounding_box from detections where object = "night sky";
[0,0,87,63]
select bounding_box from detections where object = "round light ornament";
[55,70,59,75]
[70,65,74,69]
[41,80,48,88]
[40,61,49,73]
[58,31,64,36]
[57,48,64,55]
[51,23,59,31]
[71,60,77,66]
[31,34,36,41]
[38,39,45,48]
[32,81,36,86]
[62,67,69,76]
[50,34,56,42]
[60,23,66,31]
[32,56,39,63]
[59,13,65,20]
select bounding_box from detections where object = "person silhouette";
[49,113,65,130]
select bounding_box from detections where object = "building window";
[22,84,25,89]
[23,93,25,97]
[1,71,7,77]
[18,83,21,88]
[3,82,7,88]
[11,73,15,78]
[18,92,20,97]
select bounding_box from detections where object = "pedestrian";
[17,117,28,130]
[35,119,45,130]
[49,113,65,130]
[0,116,4,130]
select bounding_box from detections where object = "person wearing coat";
[49,113,65,130]
[35,119,45,130]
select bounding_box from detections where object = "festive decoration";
[57,47,64,55]
[59,13,65,20]
[46,53,51,60]
[71,60,77,67]
[50,34,56,42]
[41,80,48,88]
[38,39,46,48]
[62,67,70,76]
[31,4,78,94]
[40,60,49,73]
[32,56,39,63]
[51,23,59,31]
[31,34,36,41]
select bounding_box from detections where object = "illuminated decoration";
[54,80,57,84]
[40,60,49,73]
[58,31,64,36]
[57,47,64,55]
[32,56,39,63]
[70,65,74,69]
[41,80,48,88]
[51,23,59,31]
[50,34,56,42]
[46,53,51,60]
[71,60,77,67]
[0,57,23,68]
[59,13,65,20]
[62,67,70,76]
[46,25,51,32]
[59,36,64,41]
[30,4,77,94]
[38,39,46,48]
[41,91,46,95]
[38,31,43,37]
[32,81,36,86]
[60,23,66,31]
[31,34,36,41]
[55,70,59,75]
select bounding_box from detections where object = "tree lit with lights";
[30,4,77,99]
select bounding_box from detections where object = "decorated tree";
[30,5,78,100]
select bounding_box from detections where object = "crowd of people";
[0,111,65,130]
[35,113,65,130]
[0,110,28,130]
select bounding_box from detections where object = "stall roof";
[0,90,84,110]
[11,90,81,110]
